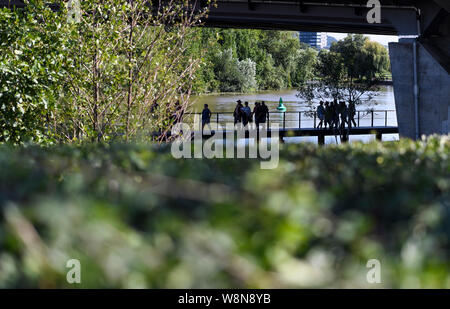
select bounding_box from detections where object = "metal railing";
[187,110,397,130]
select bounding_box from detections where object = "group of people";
[233,100,269,126]
[201,100,270,129]
[202,98,358,131]
[316,100,357,130]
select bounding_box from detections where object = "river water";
[190,86,398,143]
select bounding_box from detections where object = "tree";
[359,41,390,79]
[0,0,211,144]
[330,34,368,79]
[188,28,220,93]
[201,29,318,92]
[291,47,318,87]
[53,0,211,142]
[258,31,302,88]
[214,48,242,92]
[0,1,70,145]
[297,51,343,103]
[298,40,381,117]
[298,35,388,107]
[257,53,284,90]
[330,34,390,80]
[238,58,257,92]
[214,48,257,93]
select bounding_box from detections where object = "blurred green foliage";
[0,2,70,144]
[0,136,449,288]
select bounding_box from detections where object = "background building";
[299,32,327,49]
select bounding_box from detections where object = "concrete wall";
[389,41,450,138]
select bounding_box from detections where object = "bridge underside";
[0,0,437,36]
[1,0,449,137]
[205,0,419,35]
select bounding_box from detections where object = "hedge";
[0,136,449,288]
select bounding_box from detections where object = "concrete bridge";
[1,0,449,139]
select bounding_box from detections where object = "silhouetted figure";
[332,101,339,128]
[201,104,211,129]
[234,100,243,125]
[260,101,269,125]
[253,102,261,126]
[242,101,252,126]
[339,101,348,129]
[348,101,357,127]
[317,101,325,129]
[325,101,332,129]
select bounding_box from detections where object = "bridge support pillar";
[318,134,324,145]
[389,38,450,139]
[279,132,285,144]
[376,132,382,141]
[341,131,349,143]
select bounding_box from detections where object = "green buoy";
[276,97,286,112]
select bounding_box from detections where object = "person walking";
[260,101,269,126]
[316,101,325,129]
[339,101,348,129]
[201,104,212,130]
[324,101,331,129]
[234,100,243,125]
[332,101,339,129]
[253,102,261,127]
[324,101,332,129]
[329,101,335,128]
[242,101,252,126]
[348,101,357,128]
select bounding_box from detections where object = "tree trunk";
[126,18,134,141]
[93,48,100,142]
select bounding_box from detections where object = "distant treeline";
[190,29,318,93]
[189,29,390,94]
